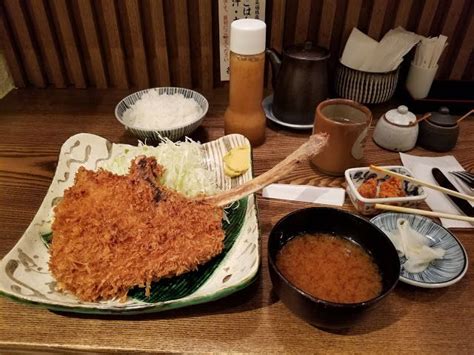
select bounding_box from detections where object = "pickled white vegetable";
[388,218,445,273]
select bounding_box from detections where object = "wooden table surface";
[0,88,473,353]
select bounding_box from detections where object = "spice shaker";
[224,19,267,147]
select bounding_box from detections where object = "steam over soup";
[276,233,382,304]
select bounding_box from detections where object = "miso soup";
[276,233,382,304]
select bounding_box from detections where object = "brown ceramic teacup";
[311,99,372,176]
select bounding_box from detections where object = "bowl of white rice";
[115,87,208,141]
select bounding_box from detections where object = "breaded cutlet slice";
[49,157,224,302]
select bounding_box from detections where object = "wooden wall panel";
[74,0,108,88]
[197,0,214,91]
[3,0,46,87]
[450,15,474,80]
[97,0,128,88]
[27,0,66,87]
[142,0,170,87]
[121,0,149,89]
[0,4,25,87]
[417,0,439,36]
[269,0,286,52]
[318,0,337,49]
[0,0,472,89]
[342,0,363,49]
[165,0,191,88]
[49,0,86,88]
[294,0,312,44]
[367,0,388,40]
[393,0,414,29]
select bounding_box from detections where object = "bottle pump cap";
[230,19,266,55]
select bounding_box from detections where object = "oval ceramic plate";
[0,133,259,314]
[371,212,468,288]
[262,95,313,130]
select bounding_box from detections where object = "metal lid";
[428,107,457,127]
[284,41,330,61]
[385,105,416,125]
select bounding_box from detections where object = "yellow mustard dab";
[223,146,250,178]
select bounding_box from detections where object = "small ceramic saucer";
[262,95,313,130]
[371,212,468,288]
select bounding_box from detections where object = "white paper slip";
[400,153,473,229]
[262,184,345,206]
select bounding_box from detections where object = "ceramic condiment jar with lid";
[373,105,418,152]
[417,107,459,152]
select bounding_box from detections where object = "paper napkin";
[262,184,345,206]
[400,153,473,228]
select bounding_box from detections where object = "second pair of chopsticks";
[370,165,474,203]
[375,203,474,223]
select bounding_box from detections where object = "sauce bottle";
[224,19,266,147]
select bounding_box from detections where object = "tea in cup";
[311,99,372,176]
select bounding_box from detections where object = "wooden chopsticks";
[370,165,474,202]
[375,203,474,223]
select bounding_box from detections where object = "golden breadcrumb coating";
[49,156,224,302]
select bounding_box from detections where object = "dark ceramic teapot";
[267,42,330,126]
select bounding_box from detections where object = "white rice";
[123,92,203,129]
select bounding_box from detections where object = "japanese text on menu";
[218,0,266,81]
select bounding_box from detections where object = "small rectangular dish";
[345,165,427,215]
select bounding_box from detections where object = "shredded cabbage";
[99,138,220,198]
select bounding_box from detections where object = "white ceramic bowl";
[345,165,427,215]
[115,87,209,142]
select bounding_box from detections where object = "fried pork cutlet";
[49,156,224,302]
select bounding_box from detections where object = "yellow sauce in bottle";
[224,51,266,147]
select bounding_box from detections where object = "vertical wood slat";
[97,0,128,89]
[75,0,107,88]
[270,0,286,51]
[441,0,465,37]
[168,0,191,88]
[143,0,170,87]
[3,0,46,87]
[450,15,474,80]
[367,0,388,40]
[268,0,286,87]
[329,0,348,62]
[294,0,312,43]
[49,0,86,88]
[0,6,25,87]
[318,0,337,49]
[341,0,363,50]
[393,0,414,29]
[197,0,213,92]
[437,0,466,79]
[27,0,66,88]
[122,0,148,89]
[417,0,439,36]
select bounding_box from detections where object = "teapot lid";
[284,41,330,61]
[385,105,416,126]
[428,107,457,127]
